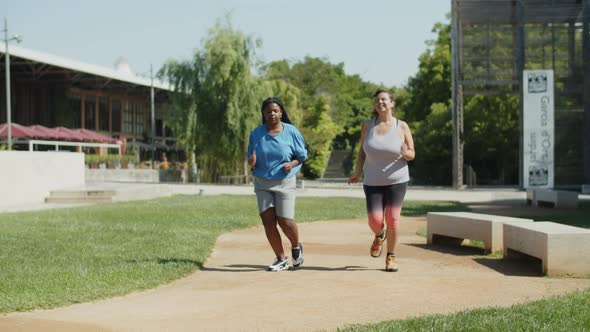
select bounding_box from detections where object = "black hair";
[261,96,311,157]
[261,97,292,124]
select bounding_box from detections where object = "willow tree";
[160,17,262,181]
[158,60,198,181]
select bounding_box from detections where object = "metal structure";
[451,0,589,189]
[1,18,22,149]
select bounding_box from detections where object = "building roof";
[0,44,171,91]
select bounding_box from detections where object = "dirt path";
[2,217,590,332]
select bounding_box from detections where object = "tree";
[157,59,199,181]
[463,95,519,184]
[264,57,380,176]
[160,16,262,181]
[265,56,344,109]
[411,102,453,185]
[404,22,452,123]
[300,95,342,179]
[263,56,374,130]
[404,18,523,185]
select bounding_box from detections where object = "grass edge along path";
[347,201,590,332]
[337,288,590,332]
[0,195,465,313]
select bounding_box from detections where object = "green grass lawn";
[516,201,590,229]
[337,288,590,332]
[1,195,589,331]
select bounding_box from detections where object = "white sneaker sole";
[292,257,304,267]
[292,245,304,267]
[267,262,289,271]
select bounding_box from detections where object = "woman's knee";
[367,211,384,230]
[385,208,402,228]
[385,216,400,228]
[277,217,294,227]
[260,208,278,225]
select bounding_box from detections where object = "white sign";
[523,70,554,189]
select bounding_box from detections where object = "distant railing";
[28,139,121,155]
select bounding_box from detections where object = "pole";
[150,64,155,168]
[516,1,525,188]
[451,0,464,189]
[4,18,12,150]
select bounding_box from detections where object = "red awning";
[1,123,119,144]
[29,124,61,140]
[0,123,38,139]
[54,127,86,141]
[75,129,118,143]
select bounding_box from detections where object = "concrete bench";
[427,212,534,253]
[503,222,590,276]
[526,189,578,208]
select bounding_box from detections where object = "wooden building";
[0,44,176,159]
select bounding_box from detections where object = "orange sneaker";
[370,233,386,257]
[385,253,398,272]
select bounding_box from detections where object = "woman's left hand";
[400,143,415,161]
[283,161,296,173]
[401,143,409,159]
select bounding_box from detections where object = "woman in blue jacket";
[247,97,308,271]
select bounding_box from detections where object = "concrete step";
[48,190,116,198]
[323,149,352,179]
[323,170,348,177]
[325,166,346,172]
[45,196,113,203]
[45,190,115,203]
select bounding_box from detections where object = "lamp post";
[150,64,155,168]
[136,64,157,168]
[2,18,22,150]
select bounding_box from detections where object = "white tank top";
[363,118,410,186]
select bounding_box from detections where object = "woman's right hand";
[348,170,362,184]
[248,150,256,169]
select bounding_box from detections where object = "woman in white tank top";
[348,89,415,272]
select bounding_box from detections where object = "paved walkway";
[0,181,544,213]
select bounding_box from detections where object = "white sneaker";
[267,257,289,271]
[292,244,304,267]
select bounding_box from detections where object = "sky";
[3,0,450,87]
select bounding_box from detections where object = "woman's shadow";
[201,264,370,272]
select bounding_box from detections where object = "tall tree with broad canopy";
[264,57,380,176]
[160,17,263,181]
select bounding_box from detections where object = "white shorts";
[253,176,297,219]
